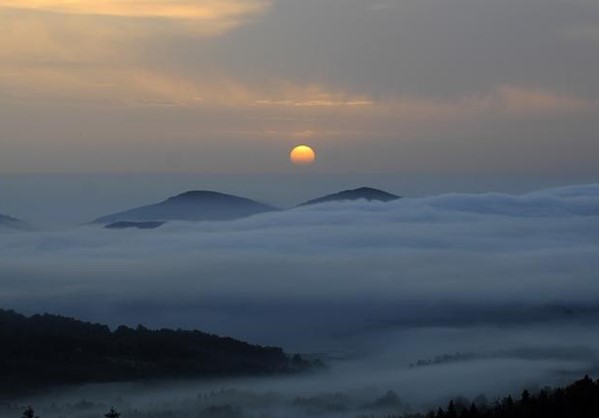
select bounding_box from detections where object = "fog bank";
[1,183,598,411]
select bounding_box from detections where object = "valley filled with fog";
[1,183,599,416]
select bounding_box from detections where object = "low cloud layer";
[1,183,598,342]
[2,183,599,409]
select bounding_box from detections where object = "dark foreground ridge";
[93,191,278,224]
[299,187,400,207]
[0,309,318,396]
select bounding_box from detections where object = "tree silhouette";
[420,376,599,418]
[446,401,457,418]
[21,407,38,418]
[104,407,121,418]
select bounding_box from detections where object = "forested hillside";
[412,375,599,418]
[0,309,315,396]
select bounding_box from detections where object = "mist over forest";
[1,184,599,416]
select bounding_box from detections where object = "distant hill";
[0,214,28,230]
[299,187,400,207]
[0,309,317,396]
[93,191,278,224]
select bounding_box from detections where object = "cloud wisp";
[0,0,269,22]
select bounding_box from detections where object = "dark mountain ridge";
[94,190,278,225]
[299,187,400,207]
[93,187,400,227]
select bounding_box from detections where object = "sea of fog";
[1,183,599,416]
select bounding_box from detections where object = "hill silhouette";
[93,191,278,224]
[299,187,400,206]
[0,309,317,396]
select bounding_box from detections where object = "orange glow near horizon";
[290,145,316,166]
[0,0,269,21]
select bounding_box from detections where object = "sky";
[1,0,599,179]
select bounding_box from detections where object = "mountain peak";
[350,186,392,194]
[93,190,278,224]
[168,190,233,201]
[299,187,400,207]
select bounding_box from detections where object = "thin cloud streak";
[0,0,270,21]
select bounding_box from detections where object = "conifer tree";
[21,407,38,418]
[104,407,121,418]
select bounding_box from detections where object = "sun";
[290,145,316,166]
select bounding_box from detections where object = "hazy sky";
[1,0,598,176]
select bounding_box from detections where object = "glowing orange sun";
[290,145,316,166]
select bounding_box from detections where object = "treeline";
[409,352,476,368]
[20,407,121,418]
[14,376,599,418]
[410,375,599,418]
[0,309,317,395]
